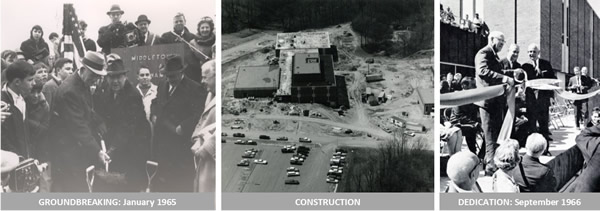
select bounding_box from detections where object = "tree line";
[338,130,434,192]
[223,0,433,56]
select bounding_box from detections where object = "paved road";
[223,114,393,139]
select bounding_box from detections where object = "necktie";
[14,95,26,120]
[168,84,176,96]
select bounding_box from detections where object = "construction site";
[222,23,434,192]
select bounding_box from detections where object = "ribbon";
[440,85,506,109]
[441,78,600,144]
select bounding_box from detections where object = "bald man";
[500,44,521,70]
[475,31,515,175]
[522,44,556,153]
[511,133,556,192]
[445,151,482,192]
[192,60,216,192]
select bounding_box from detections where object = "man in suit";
[511,133,557,192]
[445,151,482,193]
[48,51,110,192]
[98,5,127,54]
[135,15,161,46]
[1,61,35,158]
[475,31,515,175]
[570,123,600,192]
[582,67,598,86]
[93,58,151,192]
[568,67,593,129]
[521,44,556,153]
[500,44,521,71]
[192,60,216,192]
[161,13,202,83]
[151,55,206,192]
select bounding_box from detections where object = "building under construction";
[233,32,349,108]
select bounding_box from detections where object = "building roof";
[235,65,280,90]
[276,49,318,96]
[276,32,331,50]
[417,87,434,104]
[293,53,321,75]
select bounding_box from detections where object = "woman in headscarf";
[20,25,50,65]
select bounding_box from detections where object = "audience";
[492,139,521,192]
[511,133,557,192]
[445,151,482,192]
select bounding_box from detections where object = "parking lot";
[222,139,337,192]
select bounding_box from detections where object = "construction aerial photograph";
[221,0,434,192]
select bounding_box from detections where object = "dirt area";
[221,23,434,191]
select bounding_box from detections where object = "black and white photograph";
[440,0,600,193]
[221,0,434,193]
[1,0,216,193]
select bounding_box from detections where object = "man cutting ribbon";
[474,31,515,176]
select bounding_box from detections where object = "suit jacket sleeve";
[62,91,101,155]
[97,26,112,50]
[568,77,575,91]
[539,168,557,192]
[476,49,505,85]
[181,84,206,137]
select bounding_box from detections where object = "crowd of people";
[440,4,489,37]
[442,31,600,192]
[1,4,216,193]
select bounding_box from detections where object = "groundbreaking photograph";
[1,0,215,193]
[221,0,434,192]
[440,0,600,193]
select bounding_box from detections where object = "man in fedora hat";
[93,58,151,192]
[48,51,111,192]
[98,4,126,54]
[150,55,206,192]
[136,15,161,46]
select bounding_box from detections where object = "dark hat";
[106,59,127,75]
[106,4,124,15]
[159,55,186,75]
[81,51,106,76]
[135,15,151,25]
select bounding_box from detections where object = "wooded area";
[338,132,434,192]
[222,0,433,56]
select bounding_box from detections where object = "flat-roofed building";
[233,65,280,98]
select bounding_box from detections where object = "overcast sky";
[1,0,215,51]
[590,0,600,15]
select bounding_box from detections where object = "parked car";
[254,159,268,164]
[234,140,246,145]
[281,147,295,153]
[287,171,300,177]
[299,137,312,143]
[237,159,250,166]
[276,136,288,141]
[285,179,300,185]
[247,140,257,145]
[221,132,227,136]
[242,151,256,158]
[233,133,245,137]
[231,125,243,129]
[286,167,299,172]
[259,135,271,140]
[326,177,339,184]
